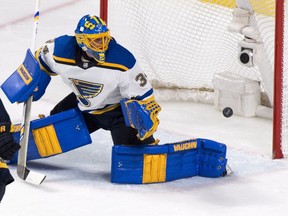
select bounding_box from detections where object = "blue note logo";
[69,78,103,107]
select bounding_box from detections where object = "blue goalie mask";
[75,15,110,62]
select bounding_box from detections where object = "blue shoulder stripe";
[105,39,136,70]
[134,89,154,100]
[53,35,77,65]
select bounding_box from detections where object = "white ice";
[1,1,288,216]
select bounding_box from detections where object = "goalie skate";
[223,164,233,176]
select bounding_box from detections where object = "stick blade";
[17,165,46,185]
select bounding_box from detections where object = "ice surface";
[1,1,288,215]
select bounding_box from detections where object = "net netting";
[106,0,288,155]
[108,0,276,102]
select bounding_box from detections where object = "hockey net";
[102,0,287,158]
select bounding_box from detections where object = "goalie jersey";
[35,35,153,112]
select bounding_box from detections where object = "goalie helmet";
[75,15,110,62]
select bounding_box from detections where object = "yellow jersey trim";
[53,55,76,64]
[89,104,120,115]
[99,62,129,71]
[53,53,129,71]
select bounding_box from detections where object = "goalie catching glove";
[120,96,161,140]
[0,123,20,162]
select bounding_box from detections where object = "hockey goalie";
[0,14,229,185]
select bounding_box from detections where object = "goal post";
[273,0,285,159]
[100,0,108,24]
[100,0,287,159]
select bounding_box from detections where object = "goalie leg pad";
[111,139,227,184]
[10,108,92,164]
[1,49,51,103]
[198,139,227,178]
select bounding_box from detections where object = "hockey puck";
[223,107,233,118]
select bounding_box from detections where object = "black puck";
[223,107,233,118]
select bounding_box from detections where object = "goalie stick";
[17,0,46,185]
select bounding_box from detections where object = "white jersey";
[36,35,153,113]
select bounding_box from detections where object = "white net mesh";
[106,0,287,155]
[107,0,276,102]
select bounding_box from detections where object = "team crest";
[69,78,103,106]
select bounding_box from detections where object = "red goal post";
[100,0,108,24]
[100,0,287,159]
[273,0,285,159]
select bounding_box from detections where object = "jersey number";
[135,73,148,87]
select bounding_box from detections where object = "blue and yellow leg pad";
[10,108,92,164]
[111,139,227,184]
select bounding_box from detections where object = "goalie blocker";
[1,49,51,104]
